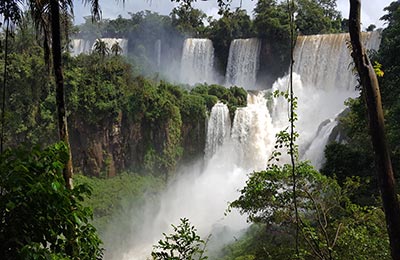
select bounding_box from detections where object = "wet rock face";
[69,112,206,177]
[70,114,125,177]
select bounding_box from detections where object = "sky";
[72,0,394,29]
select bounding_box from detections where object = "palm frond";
[82,0,126,21]
[83,0,101,21]
[0,0,24,24]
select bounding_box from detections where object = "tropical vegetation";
[1,0,400,259]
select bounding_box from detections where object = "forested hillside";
[1,0,399,259]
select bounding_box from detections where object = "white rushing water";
[302,116,341,169]
[231,92,274,170]
[155,39,162,69]
[205,102,231,159]
[293,31,381,92]
[180,38,215,85]
[105,31,382,259]
[225,38,261,89]
[292,31,381,166]
[110,92,274,260]
[70,38,129,56]
[69,39,92,56]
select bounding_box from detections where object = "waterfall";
[293,32,381,91]
[205,102,231,159]
[363,30,382,50]
[93,38,129,55]
[302,117,339,169]
[231,92,274,170]
[69,39,92,56]
[289,31,381,167]
[180,38,215,85]
[155,39,161,69]
[70,38,129,56]
[116,93,274,260]
[204,92,274,170]
[106,32,383,259]
[225,38,261,89]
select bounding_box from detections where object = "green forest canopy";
[1,0,399,259]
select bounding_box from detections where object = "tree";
[111,41,123,55]
[296,0,342,35]
[254,0,289,38]
[366,24,376,31]
[0,43,57,147]
[253,0,291,82]
[24,0,108,189]
[231,162,390,259]
[93,38,110,57]
[349,0,400,259]
[103,15,132,37]
[206,8,255,70]
[49,0,74,189]
[171,3,206,36]
[377,1,400,107]
[377,1,400,175]
[151,218,208,260]
[0,0,23,153]
[0,143,103,259]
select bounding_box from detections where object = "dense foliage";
[253,0,291,83]
[0,1,394,259]
[152,218,208,260]
[229,162,389,259]
[2,47,57,144]
[0,143,103,259]
[191,84,247,118]
[295,0,342,35]
[74,173,164,234]
[171,3,207,36]
[0,30,248,177]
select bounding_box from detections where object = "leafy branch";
[151,218,209,260]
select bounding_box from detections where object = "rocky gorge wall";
[69,110,206,178]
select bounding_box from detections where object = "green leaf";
[51,181,61,192]
[6,201,16,212]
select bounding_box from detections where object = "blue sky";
[72,0,393,29]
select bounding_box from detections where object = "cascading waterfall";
[294,33,355,90]
[70,38,129,56]
[116,93,273,260]
[293,31,381,91]
[289,31,381,167]
[205,102,231,159]
[225,38,261,89]
[107,31,383,259]
[301,116,341,169]
[363,30,382,51]
[180,38,215,85]
[155,39,161,69]
[69,39,92,56]
[231,92,274,170]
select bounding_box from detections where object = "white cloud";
[337,0,392,28]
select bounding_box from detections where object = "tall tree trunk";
[1,19,10,154]
[349,1,400,259]
[49,0,73,189]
